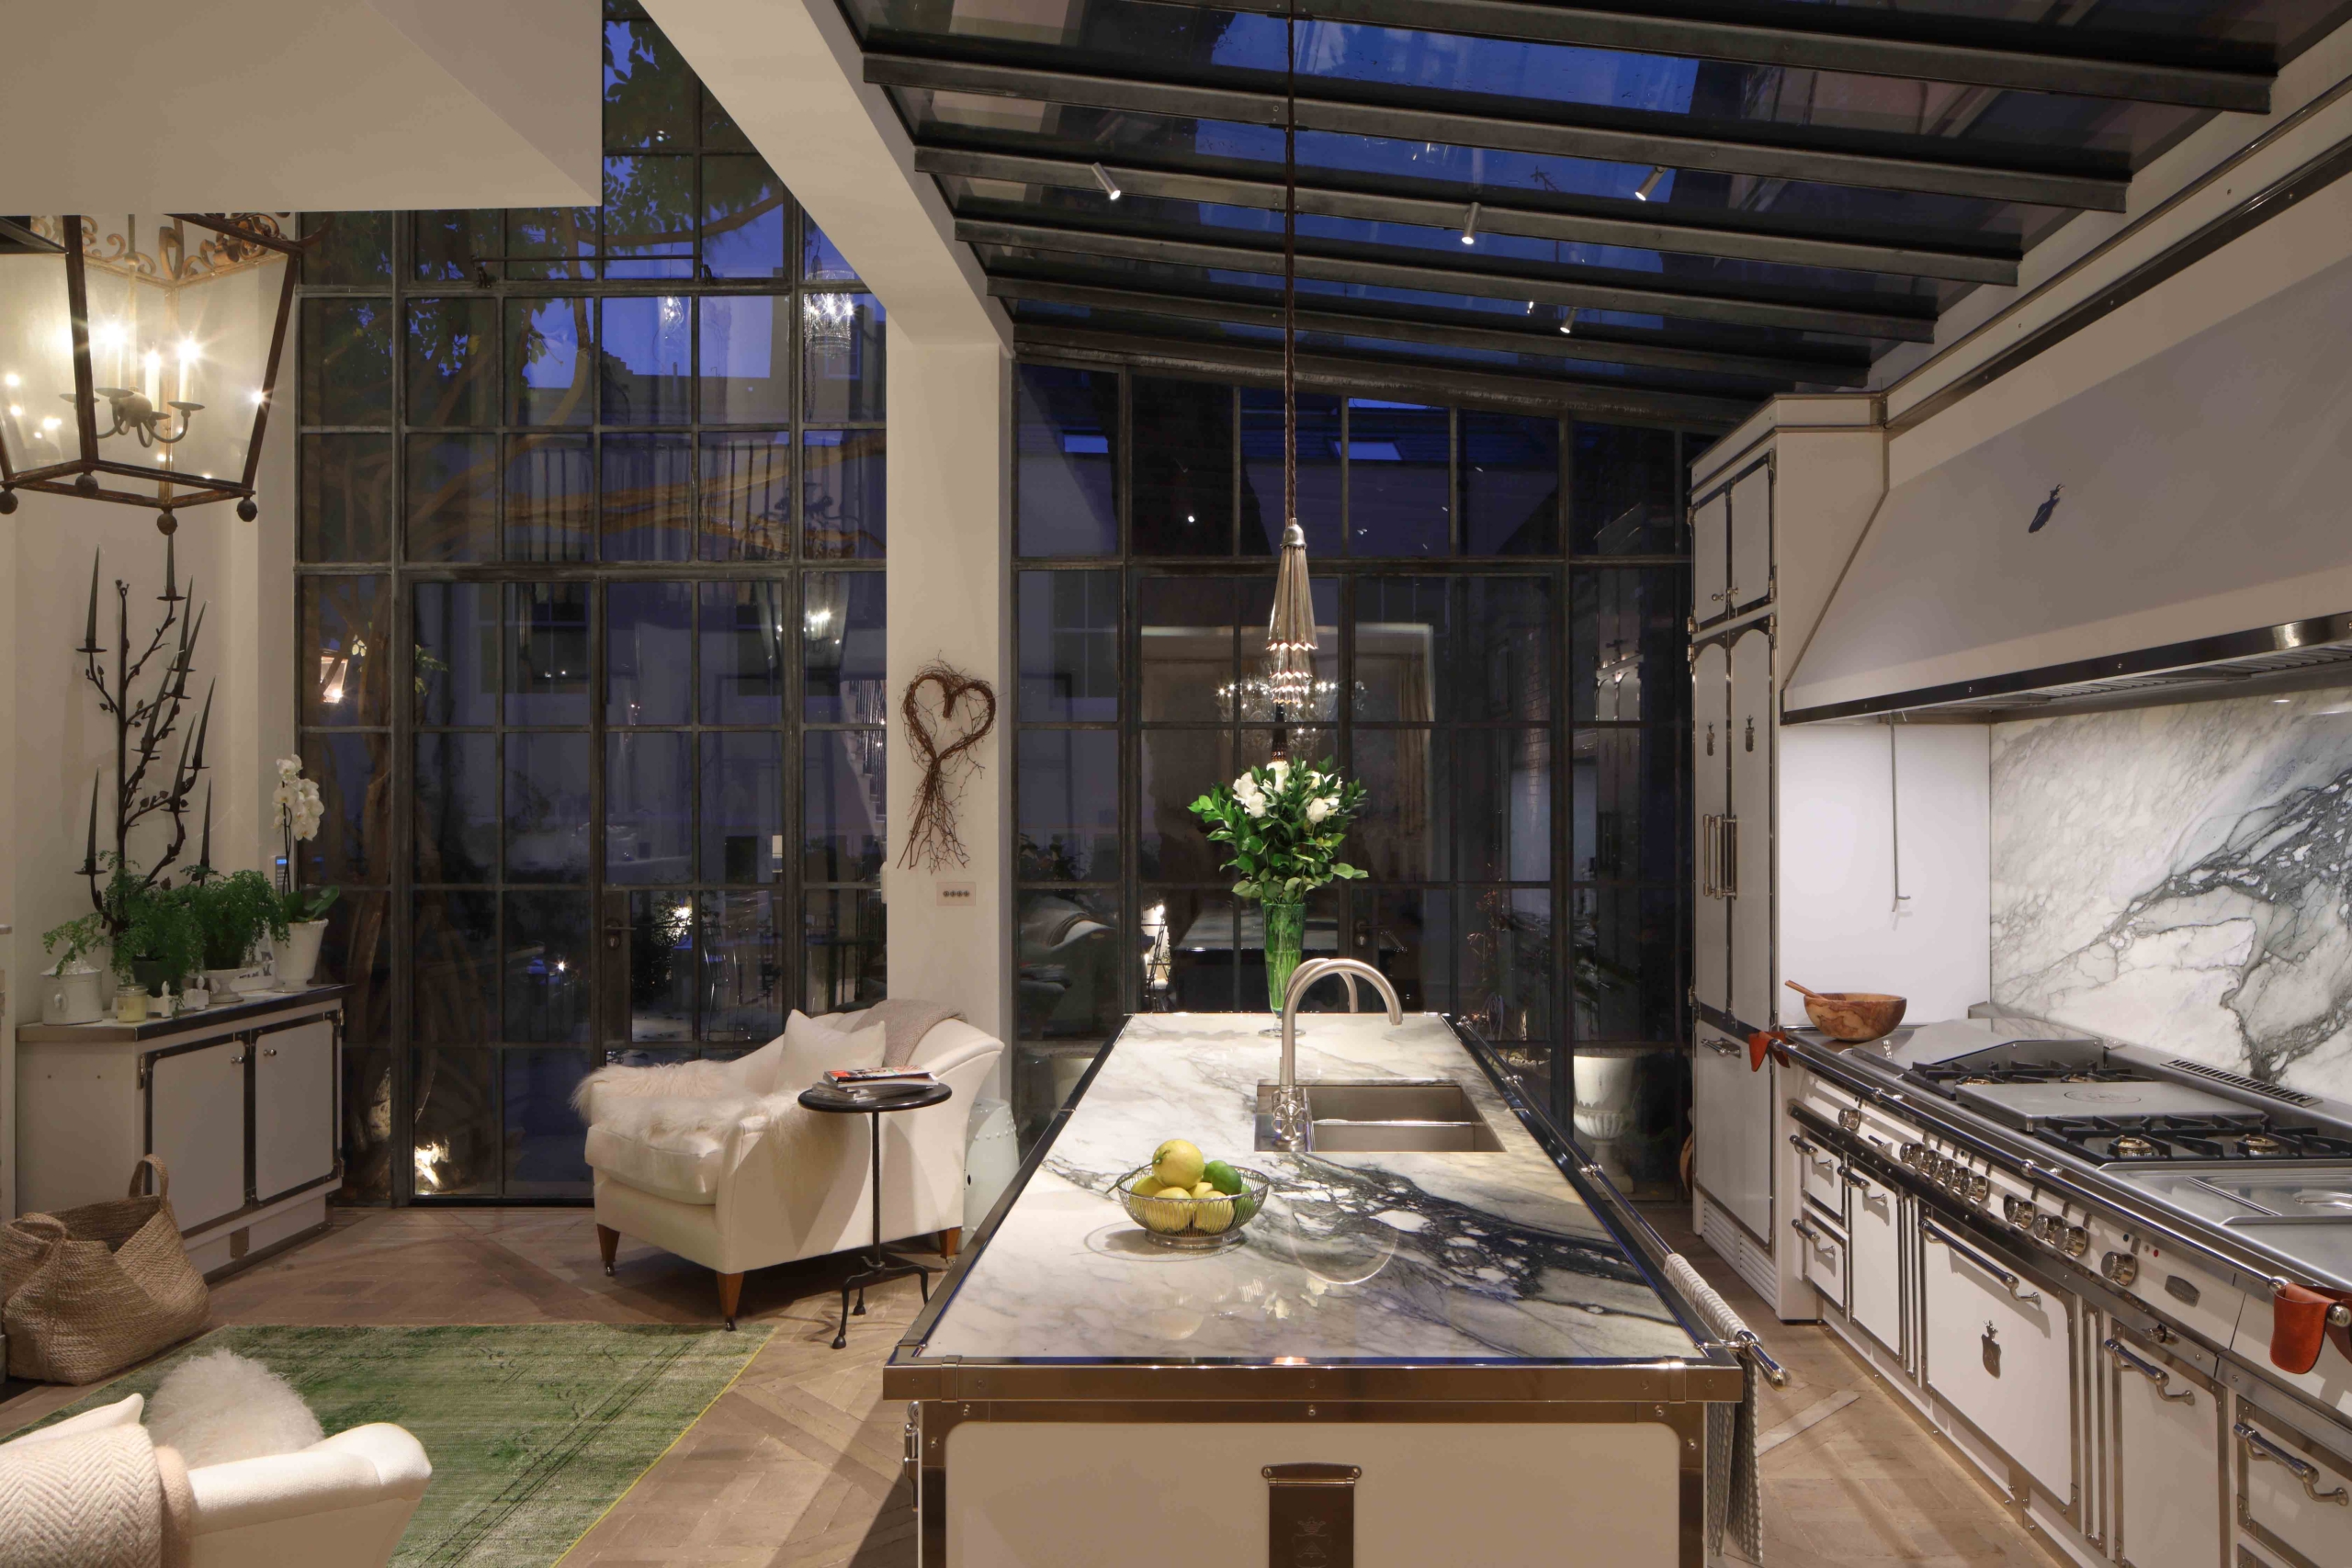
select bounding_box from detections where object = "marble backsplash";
[1991,686,2352,1103]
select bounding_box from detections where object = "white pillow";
[146,1350,323,1469]
[1,1393,144,1451]
[727,1032,790,1096]
[775,1010,888,1092]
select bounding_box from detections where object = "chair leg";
[716,1271,745,1330]
[937,1226,962,1259]
[596,1224,619,1277]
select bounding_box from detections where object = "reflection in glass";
[1348,400,1450,557]
[404,434,497,561]
[300,434,393,561]
[405,298,498,426]
[1571,566,1687,724]
[1241,388,1340,556]
[605,732,691,885]
[507,298,594,425]
[1359,887,1451,1014]
[1574,728,1683,883]
[322,893,392,1048]
[412,891,495,1042]
[339,1044,393,1201]
[704,731,783,884]
[300,575,390,728]
[600,296,691,424]
[1016,365,1115,557]
[699,432,790,559]
[606,581,692,725]
[411,1049,496,1196]
[302,211,392,286]
[801,293,884,422]
[803,218,856,283]
[506,583,590,725]
[699,295,791,423]
[802,572,885,722]
[300,299,392,426]
[505,434,594,561]
[1572,423,1681,554]
[300,733,388,886]
[604,17,694,148]
[1137,576,1236,724]
[1572,885,1679,1043]
[1137,729,1231,882]
[699,581,787,724]
[506,207,599,282]
[603,155,695,278]
[412,211,501,283]
[801,731,885,882]
[1349,728,1444,882]
[1351,577,1442,723]
[1455,577,1553,721]
[505,892,593,1043]
[1459,729,1552,882]
[700,891,783,1043]
[1017,570,1117,722]
[413,733,498,883]
[504,1049,594,1194]
[1140,889,1231,1012]
[703,155,786,278]
[624,888,696,1040]
[1463,412,1559,555]
[1017,730,1116,881]
[602,433,693,561]
[413,581,498,727]
[505,734,591,883]
[1464,888,1552,1043]
[1017,889,1120,1039]
[801,428,884,559]
[805,888,885,1012]
[1131,377,1231,555]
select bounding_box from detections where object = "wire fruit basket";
[1116,1165,1275,1249]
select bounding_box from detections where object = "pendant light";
[1263,1,1317,762]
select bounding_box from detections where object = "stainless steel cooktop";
[2108,1164,2352,1281]
[1952,1078,2257,1130]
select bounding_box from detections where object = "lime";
[1152,1139,1205,1190]
[1202,1159,1243,1195]
[1230,1190,1258,1224]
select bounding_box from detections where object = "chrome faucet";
[1270,958,1403,1152]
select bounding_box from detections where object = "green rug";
[30,1324,773,1567]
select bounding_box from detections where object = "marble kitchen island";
[884,1013,1754,1567]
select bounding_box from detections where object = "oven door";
[1922,1217,2075,1506]
[2104,1328,2223,1568]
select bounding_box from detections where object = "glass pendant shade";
[0,214,301,533]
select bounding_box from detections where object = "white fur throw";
[145,1351,322,1470]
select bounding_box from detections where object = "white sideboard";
[16,987,345,1279]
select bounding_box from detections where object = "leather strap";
[2269,1282,2352,1374]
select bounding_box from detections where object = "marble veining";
[915,1014,1702,1363]
[1991,688,2352,1101]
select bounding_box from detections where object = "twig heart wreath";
[899,660,998,871]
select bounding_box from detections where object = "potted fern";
[187,869,289,995]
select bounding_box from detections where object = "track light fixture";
[1634,166,1668,201]
[1460,200,1481,244]
[1091,163,1122,201]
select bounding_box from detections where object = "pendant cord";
[1283,3,1296,536]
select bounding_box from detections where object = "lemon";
[1190,1179,1234,1234]
[1152,1139,1205,1191]
[1129,1170,1165,1196]
[1202,1159,1243,1195]
[1139,1190,1191,1234]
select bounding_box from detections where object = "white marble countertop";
[914,1013,1706,1364]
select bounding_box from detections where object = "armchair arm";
[185,1451,393,1533]
[311,1425,431,1498]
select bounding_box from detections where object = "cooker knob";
[2064,1225,2090,1258]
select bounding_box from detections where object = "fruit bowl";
[1116,1165,1275,1249]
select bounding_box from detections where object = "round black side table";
[798,1079,955,1349]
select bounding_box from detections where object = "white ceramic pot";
[180,986,212,1011]
[205,965,254,997]
[273,919,329,988]
[41,966,105,1025]
[1572,1055,1639,1142]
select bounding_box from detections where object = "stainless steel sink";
[1253,1080,1505,1153]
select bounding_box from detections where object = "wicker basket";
[0,1156,210,1384]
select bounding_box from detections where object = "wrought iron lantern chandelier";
[0,213,301,535]
[1263,2,1317,763]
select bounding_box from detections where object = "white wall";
[1777,723,1991,1026]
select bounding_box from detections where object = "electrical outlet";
[937,882,976,908]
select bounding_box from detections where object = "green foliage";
[40,913,107,974]
[279,884,341,926]
[103,865,205,987]
[1188,758,1370,904]
[186,869,292,971]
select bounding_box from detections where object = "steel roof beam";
[866,50,2132,211]
[957,214,1936,339]
[918,145,2018,285]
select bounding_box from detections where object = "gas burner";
[1959,1076,1996,1086]
[2111,1134,2161,1158]
[2240,1132,2290,1156]
[2037,1114,2352,1164]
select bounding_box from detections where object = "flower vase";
[1262,900,1306,1014]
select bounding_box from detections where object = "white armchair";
[581,1016,1003,1325]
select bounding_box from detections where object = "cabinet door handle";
[2235,1422,2349,1505]
[1719,816,1739,898]
[228,1053,247,1066]
[2104,1338,2194,1404]
[261,1045,277,1058]
[1841,1168,1872,1191]
[1924,1222,2041,1305]
[1699,815,1717,898]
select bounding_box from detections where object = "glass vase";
[1262,899,1306,1014]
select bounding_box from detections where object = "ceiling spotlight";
[1091,163,1123,201]
[1559,306,1576,335]
[1634,166,1667,201]
[1460,200,1481,244]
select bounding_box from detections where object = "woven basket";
[1,1156,210,1384]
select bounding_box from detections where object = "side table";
[798,1079,955,1348]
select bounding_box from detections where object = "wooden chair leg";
[936,1226,962,1259]
[596,1224,619,1276]
[716,1271,745,1330]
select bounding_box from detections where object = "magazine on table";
[823,1066,936,1086]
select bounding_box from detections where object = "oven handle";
[2103,1338,2194,1404]
[1924,1221,2041,1306]
[2234,1422,2351,1506]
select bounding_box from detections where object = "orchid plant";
[1188,758,1370,904]
[273,755,339,923]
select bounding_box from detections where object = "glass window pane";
[506,207,600,281]
[801,730,885,883]
[1572,423,1682,554]
[1017,730,1117,882]
[705,731,784,884]
[413,211,501,283]
[700,891,783,1044]
[339,1045,394,1201]
[300,299,392,426]
[504,1049,593,1195]
[1574,728,1684,884]
[605,17,695,149]
[411,1049,496,1194]
[698,295,790,423]
[1454,577,1553,722]
[703,90,751,151]
[300,732,389,886]
[1464,888,1553,1043]
[623,889,697,1041]
[1143,889,1233,1012]
[1137,728,1232,882]
[702,155,786,278]
[413,891,496,1042]
[801,428,884,559]
[1018,889,1122,1041]
[699,581,786,725]
[1572,885,1680,1043]
[698,431,790,559]
[606,581,692,725]
[413,581,499,727]
[504,433,594,562]
[604,155,695,278]
[300,575,390,728]
[802,572,885,723]
[1017,570,1117,722]
[1571,566,1688,725]
[507,299,594,425]
[404,433,498,561]
[1348,400,1450,557]
[1351,577,1444,723]
[1241,389,1340,557]
[321,893,392,1047]
[507,733,592,883]
[300,211,392,286]
[505,892,593,1043]
[405,298,497,426]
[1458,729,1552,882]
[1464,412,1560,555]
[1131,377,1230,556]
[1017,365,1117,557]
[1138,576,1235,724]
[606,732,692,886]
[414,732,498,884]
[1358,887,1451,1014]
[506,582,591,725]
[803,218,856,283]
[600,297,691,424]
[1349,728,1446,882]
[801,293,884,422]
[804,888,885,1013]
[601,433,693,561]
[300,433,392,561]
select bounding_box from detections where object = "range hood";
[1783,250,2352,726]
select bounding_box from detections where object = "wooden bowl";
[1800,991,1907,1043]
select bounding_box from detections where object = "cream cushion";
[773,1010,888,1093]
